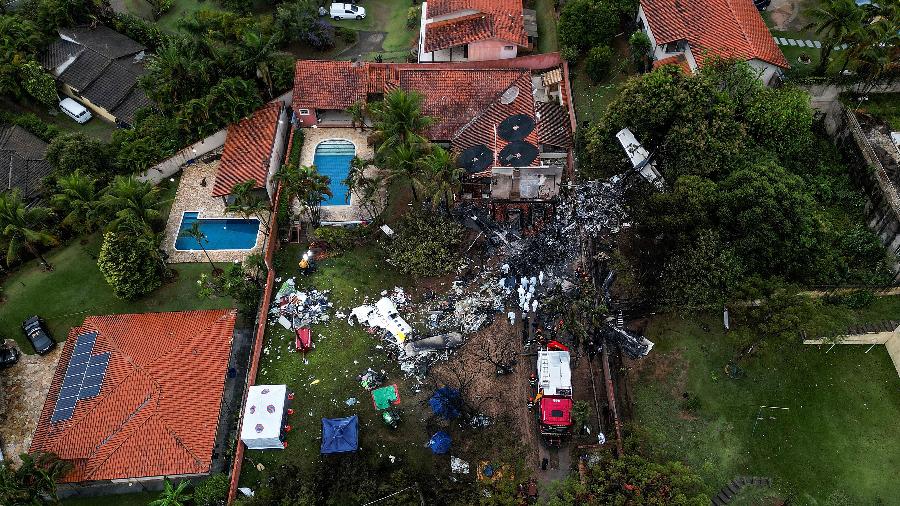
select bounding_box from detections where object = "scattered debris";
[450,456,471,474]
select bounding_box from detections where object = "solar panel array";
[51,332,111,423]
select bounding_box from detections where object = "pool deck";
[162,162,268,264]
[299,128,384,222]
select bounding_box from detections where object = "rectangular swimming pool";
[175,212,260,251]
[313,140,355,206]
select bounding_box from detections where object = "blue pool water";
[175,212,260,250]
[313,140,355,206]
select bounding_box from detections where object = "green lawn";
[631,302,900,505]
[534,0,559,54]
[0,235,235,353]
[156,0,226,33]
[1,99,117,143]
[853,93,900,130]
[330,0,418,61]
[238,244,436,487]
[122,0,155,20]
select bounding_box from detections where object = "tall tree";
[274,163,332,226]
[370,89,434,157]
[100,176,166,234]
[383,142,422,202]
[803,0,863,75]
[343,157,382,220]
[51,170,102,233]
[0,15,43,99]
[0,189,57,270]
[417,146,462,211]
[226,179,271,235]
[0,452,72,505]
[179,221,218,272]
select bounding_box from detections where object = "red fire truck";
[535,342,573,445]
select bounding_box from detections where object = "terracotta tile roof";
[212,101,283,197]
[293,60,367,112]
[424,0,528,50]
[640,0,788,68]
[30,310,236,483]
[535,101,572,149]
[424,13,494,53]
[292,57,574,149]
[652,53,692,73]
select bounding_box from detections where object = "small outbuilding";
[241,384,288,450]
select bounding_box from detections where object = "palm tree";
[236,31,280,98]
[0,190,58,270]
[383,142,423,202]
[226,179,272,235]
[370,89,435,157]
[346,101,368,131]
[343,157,383,220]
[418,146,463,212]
[804,0,863,75]
[51,171,102,234]
[180,222,218,273]
[101,176,166,234]
[274,164,332,226]
[150,478,193,506]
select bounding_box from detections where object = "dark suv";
[22,316,55,355]
[0,344,19,368]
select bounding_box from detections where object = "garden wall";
[137,129,227,185]
[815,102,900,282]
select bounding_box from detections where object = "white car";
[59,97,92,124]
[330,2,366,20]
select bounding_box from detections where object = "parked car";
[59,97,92,124]
[0,344,19,368]
[22,316,55,355]
[330,2,366,19]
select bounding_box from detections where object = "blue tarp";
[321,415,359,454]
[429,387,461,420]
[428,431,452,454]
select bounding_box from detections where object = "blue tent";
[429,387,461,420]
[321,415,359,454]
[428,431,452,454]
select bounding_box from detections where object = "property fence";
[136,129,227,184]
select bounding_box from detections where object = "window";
[504,45,515,51]
[551,410,564,417]
[664,41,686,53]
[298,109,310,115]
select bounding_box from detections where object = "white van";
[59,97,92,124]
[330,2,366,19]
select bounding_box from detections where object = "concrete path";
[338,31,386,61]
[776,37,846,51]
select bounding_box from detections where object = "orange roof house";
[637,0,788,84]
[211,101,290,200]
[419,0,530,62]
[30,310,237,483]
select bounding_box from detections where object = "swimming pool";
[175,212,260,250]
[313,140,355,206]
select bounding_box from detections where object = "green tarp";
[371,384,400,410]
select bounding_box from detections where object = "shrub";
[585,45,614,82]
[194,474,229,506]
[335,26,357,44]
[629,31,652,72]
[303,19,335,50]
[0,111,61,142]
[312,225,358,253]
[386,210,462,277]
[97,232,163,300]
[46,133,110,178]
[559,45,579,62]
[407,5,421,29]
[107,13,171,50]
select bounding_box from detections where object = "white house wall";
[266,106,290,201]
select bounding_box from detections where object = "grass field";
[534,0,559,54]
[631,302,900,505]
[238,244,436,487]
[853,93,900,130]
[0,235,234,353]
[330,0,418,61]
[1,99,117,142]
[156,0,225,33]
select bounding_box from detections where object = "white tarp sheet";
[241,384,287,450]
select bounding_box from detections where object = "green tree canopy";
[46,132,110,178]
[97,231,164,299]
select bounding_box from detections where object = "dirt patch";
[0,340,61,464]
[768,0,816,32]
[429,317,540,467]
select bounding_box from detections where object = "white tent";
[241,384,287,450]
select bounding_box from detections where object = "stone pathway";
[711,476,773,505]
[775,36,847,51]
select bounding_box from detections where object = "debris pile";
[270,278,332,330]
